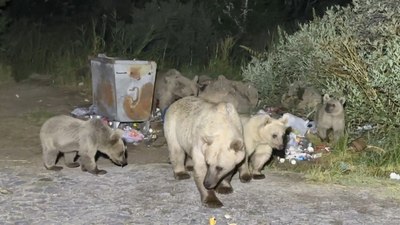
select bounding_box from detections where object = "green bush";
[242,0,400,131]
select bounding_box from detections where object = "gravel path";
[1,163,399,225]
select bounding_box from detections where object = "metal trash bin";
[91,55,157,122]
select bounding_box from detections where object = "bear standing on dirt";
[163,96,245,208]
[239,114,288,182]
[40,115,127,175]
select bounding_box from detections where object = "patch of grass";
[25,108,56,126]
[0,64,14,84]
[201,37,243,80]
[270,130,400,186]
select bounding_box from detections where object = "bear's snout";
[119,158,128,167]
[203,170,219,190]
[203,179,217,190]
[113,158,128,167]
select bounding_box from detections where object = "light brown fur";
[153,69,199,112]
[281,81,322,115]
[39,115,127,175]
[199,75,259,114]
[163,96,245,208]
[315,94,346,143]
[239,114,288,181]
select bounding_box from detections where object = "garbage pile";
[258,109,330,165]
[71,105,161,146]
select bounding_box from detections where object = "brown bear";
[315,94,346,143]
[163,96,245,208]
[39,115,127,175]
[239,114,288,181]
[153,69,199,113]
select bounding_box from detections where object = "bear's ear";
[230,140,243,152]
[201,136,214,146]
[279,115,288,125]
[323,94,330,102]
[339,97,346,105]
[261,114,272,126]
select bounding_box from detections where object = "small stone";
[0,187,13,195]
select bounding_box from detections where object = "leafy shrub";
[242,0,400,131]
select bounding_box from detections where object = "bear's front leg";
[317,127,328,142]
[215,170,234,194]
[238,155,251,183]
[193,158,223,208]
[250,145,273,179]
[79,152,107,175]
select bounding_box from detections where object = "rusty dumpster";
[91,55,157,122]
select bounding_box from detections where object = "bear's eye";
[272,134,277,139]
[119,151,124,157]
[206,163,210,169]
[216,166,223,172]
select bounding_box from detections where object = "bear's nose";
[203,180,214,190]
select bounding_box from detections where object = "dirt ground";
[0,81,170,166]
[0,82,400,225]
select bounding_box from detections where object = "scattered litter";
[71,107,91,118]
[121,126,144,144]
[338,161,352,173]
[84,98,90,102]
[224,214,232,219]
[390,172,400,180]
[0,187,13,195]
[209,216,217,225]
[283,131,329,164]
[349,137,367,152]
[71,105,99,118]
[70,105,161,146]
[356,124,375,132]
[15,94,19,98]
[283,113,316,136]
[78,82,84,86]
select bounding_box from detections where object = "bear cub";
[40,115,127,175]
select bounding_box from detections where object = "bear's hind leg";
[168,143,190,180]
[64,152,80,168]
[43,148,63,171]
[79,151,106,175]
